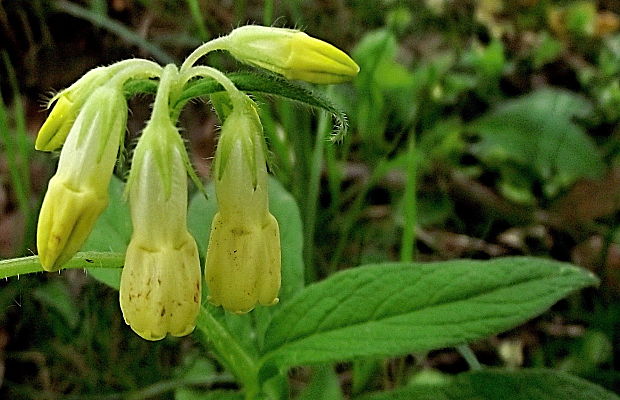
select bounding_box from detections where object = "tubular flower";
[37,86,127,271]
[206,98,281,314]
[36,67,112,151]
[226,25,360,84]
[119,118,201,341]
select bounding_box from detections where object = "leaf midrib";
[263,263,592,356]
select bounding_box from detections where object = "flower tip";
[296,33,360,83]
[38,248,73,272]
[35,96,76,152]
[133,328,166,342]
[279,32,360,84]
[38,253,58,272]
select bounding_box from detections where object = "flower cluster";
[35,26,358,340]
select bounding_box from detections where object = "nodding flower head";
[37,85,127,271]
[226,25,360,84]
[205,97,281,314]
[119,113,201,341]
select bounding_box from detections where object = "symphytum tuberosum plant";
[0,25,616,400]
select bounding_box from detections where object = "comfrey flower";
[205,96,281,314]
[37,85,127,271]
[33,25,358,340]
[119,65,201,340]
[225,25,360,84]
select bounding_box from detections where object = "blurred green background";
[0,0,619,398]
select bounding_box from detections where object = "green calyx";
[215,97,264,190]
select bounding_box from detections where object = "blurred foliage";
[0,0,619,398]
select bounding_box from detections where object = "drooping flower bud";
[36,67,111,151]
[37,85,127,271]
[205,97,281,314]
[226,25,360,84]
[119,112,201,341]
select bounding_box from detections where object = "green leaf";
[169,71,349,142]
[82,175,132,289]
[126,71,351,141]
[470,88,604,197]
[260,257,598,367]
[356,369,620,400]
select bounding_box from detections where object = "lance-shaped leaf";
[260,257,598,367]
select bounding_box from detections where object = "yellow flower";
[206,212,280,314]
[119,117,201,340]
[37,86,127,271]
[120,234,201,340]
[226,25,360,84]
[205,98,281,314]
[36,67,111,151]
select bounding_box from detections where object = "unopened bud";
[226,25,359,84]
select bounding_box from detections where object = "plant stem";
[234,0,247,24]
[324,136,342,217]
[186,0,210,41]
[178,65,243,107]
[108,59,162,90]
[149,64,178,124]
[303,110,330,282]
[457,344,482,370]
[263,0,274,25]
[399,130,417,262]
[196,307,260,398]
[180,36,228,73]
[329,159,392,272]
[0,251,125,279]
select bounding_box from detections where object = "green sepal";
[210,91,234,121]
[179,135,208,199]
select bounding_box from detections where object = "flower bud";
[36,67,111,151]
[205,99,281,314]
[119,120,201,340]
[226,25,359,84]
[37,86,127,271]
